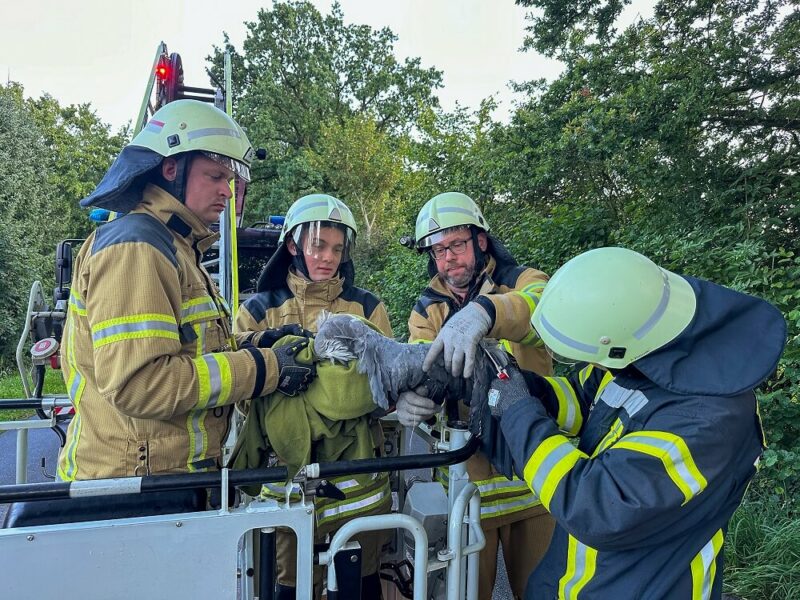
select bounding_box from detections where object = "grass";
[724,495,800,600]
[0,368,68,422]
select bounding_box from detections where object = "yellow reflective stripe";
[181,296,220,324]
[261,483,302,501]
[436,469,529,492]
[186,408,209,471]
[558,535,597,599]
[193,353,233,409]
[515,281,545,314]
[58,414,82,481]
[193,322,207,357]
[594,370,614,402]
[613,431,707,505]
[317,487,389,526]
[476,477,532,498]
[578,365,594,387]
[60,315,84,480]
[591,418,624,458]
[435,470,540,513]
[480,493,541,518]
[68,291,87,316]
[518,327,542,346]
[545,376,582,436]
[690,529,724,599]
[261,475,388,503]
[91,313,179,348]
[523,435,587,511]
[187,354,232,469]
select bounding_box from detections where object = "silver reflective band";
[70,477,143,497]
[633,270,671,340]
[187,127,241,140]
[538,314,599,355]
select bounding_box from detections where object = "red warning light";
[156,62,170,81]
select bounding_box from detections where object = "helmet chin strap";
[154,153,193,203]
[291,252,312,280]
[470,227,487,280]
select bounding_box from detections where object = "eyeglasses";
[429,237,472,260]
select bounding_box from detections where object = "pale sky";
[0,1,654,130]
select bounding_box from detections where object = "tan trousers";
[276,527,387,596]
[478,505,556,600]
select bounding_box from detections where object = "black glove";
[255,324,313,349]
[273,338,317,396]
[464,363,530,480]
[476,411,517,480]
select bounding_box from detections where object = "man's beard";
[442,264,476,290]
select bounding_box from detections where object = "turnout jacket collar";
[634,276,787,397]
[133,184,220,254]
[286,269,345,306]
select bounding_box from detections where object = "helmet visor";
[545,344,580,367]
[291,221,355,265]
[417,225,471,249]
[200,151,251,182]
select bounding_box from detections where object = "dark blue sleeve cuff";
[473,296,496,328]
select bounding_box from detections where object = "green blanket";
[229,336,378,494]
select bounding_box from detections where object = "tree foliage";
[210,0,443,221]
[0,84,125,369]
[0,85,57,365]
[307,114,404,242]
[506,0,800,247]
[25,94,128,240]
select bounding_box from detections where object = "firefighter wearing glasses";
[235,194,392,600]
[58,100,315,482]
[399,191,555,599]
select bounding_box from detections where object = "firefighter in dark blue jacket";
[471,247,786,600]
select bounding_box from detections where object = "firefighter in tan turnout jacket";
[399,192,556,600]
[57,100,316,482]
[235,194,392,600]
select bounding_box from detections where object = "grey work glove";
[395,386,439,427]
[423,301,493,378]
[272,338,317,396]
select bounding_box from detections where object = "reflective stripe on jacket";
[57,185,278,480]
[503,363,765,599]
[408,254,553,528]
[261,472,392,536]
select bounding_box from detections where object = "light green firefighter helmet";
[415,192,489,248]
[131,99,254,181]
[531,247,697,369]
[280,193,358,244]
